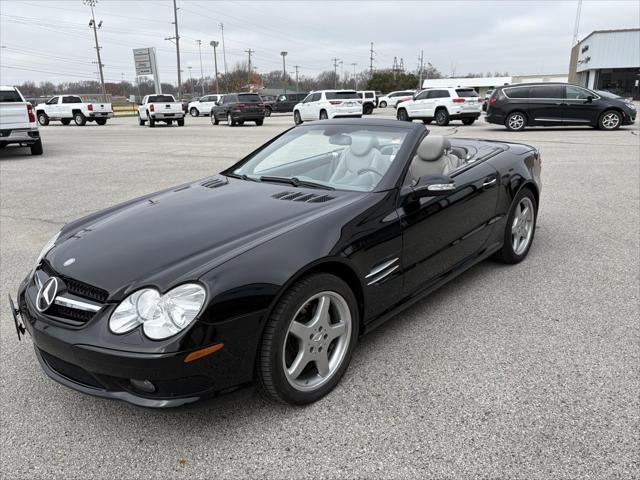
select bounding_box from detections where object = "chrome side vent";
[272,191,335,203]
[201,178,227,189]
[365,258,399,286]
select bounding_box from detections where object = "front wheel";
[30,138,43,155]
[379,101,387,108]
[505,112,526,131]
[257,273,359,405]
[211,113,219,125]
[294,110,303,125]
[38,113,49,126]
[73,113,86,126]
[190,107,199,117]
[461,118,475,126]
[598,110,622,130]
[396,108,411,122]
[493,188,537,264]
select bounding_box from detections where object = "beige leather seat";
[330,135,388,190]
[409,135,463,181]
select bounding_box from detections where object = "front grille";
[41,261,108,303]
[39,349,104,389]
[48,305,94,323]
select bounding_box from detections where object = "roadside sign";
[133,47,162,94]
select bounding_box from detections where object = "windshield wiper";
[259,176,335,190]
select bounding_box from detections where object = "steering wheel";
[357,168,384,178]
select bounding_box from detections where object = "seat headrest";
[349,135,378,156]
[417,135,451,162]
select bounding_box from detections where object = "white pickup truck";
[138,94,185,127]
[0,85,43,155]
[35,94,113,126]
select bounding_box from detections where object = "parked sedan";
[210,92,266,126]
[11,118,541,407]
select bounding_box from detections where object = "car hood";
[47,177,360,299]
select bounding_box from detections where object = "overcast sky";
[1,0,639,85]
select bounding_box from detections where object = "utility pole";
[245,49,254,86]
[369,42,375,77]
[392,57,398,79]
[332,57,340,89]
[294,65,299,93]
[219,23,228,74]
[572,0,583,45]
[280,51,288,94]
[417,50,424,90]
[339,60,344,88]
[187,66,193,93]
[351,63,357,90]
[169,0,182,98]
[210,41,220,94]
[196,40,204,94]
[84,0,106,99]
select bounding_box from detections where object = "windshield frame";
[222,122,422,193]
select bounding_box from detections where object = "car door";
[401,159,500,294]
[562,85,601,125]
[528,84,564,125]
[409,90,428,117]
[45,96,60,117]
[302,93,320,120]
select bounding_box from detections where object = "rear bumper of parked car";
[0,127,40,144]
[449,111,481,120]
[230,113,265,121]
[151,113,185,120]
[15,275,254,408]
[89,112,113,119]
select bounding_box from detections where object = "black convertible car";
[11,118,541,407]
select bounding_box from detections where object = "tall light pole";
[84,0,106,99]
[280,51,288,94]
[210,41,220,94]
[294,65,299,93]
[351,63,357,90]
[219,23,228,74]
[196,39,204,94]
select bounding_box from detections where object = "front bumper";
[14,274,254,408]
[0,127,40,144]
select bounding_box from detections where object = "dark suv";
[270,93,308,114]
[210,93,266,126]
[486,83,636,131]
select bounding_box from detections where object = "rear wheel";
[95,118,107,126]
[598,110,622,130]
[294,110,303,125]
[73,112,86,126]
[211,113,219,125]
[257,273,359,405]
[461,118,475,125]
[435,109,450,126]
[190,107,199,117]
[505,112,526,131]
[61,119,71,126]
[255,119,264,126]
[29,138,43,155]
[319,110,328,120]
[177,118,185,126]
[397,108,411,122]
[227,113,235,126]
[493,188,537,264]
[363,104,374,115]
[138,113,145,126]
[148,113,155,128]
[37,113,49,126]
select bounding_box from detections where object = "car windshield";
[0,90,22,102]
[238,94,261,103]
[232,124,409,192]
[148,95,175,102]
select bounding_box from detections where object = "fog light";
[130,378,156,394]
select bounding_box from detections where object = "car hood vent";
[201,178,228,189]
[272,191,335,203]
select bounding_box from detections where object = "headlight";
[109,283,206,340]
[35,231,60,268]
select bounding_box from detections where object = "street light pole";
[280,51,288,94]
[84,0,106,99]
[210,41,220,94]
[196,40,204,94]
[294,65,299,93]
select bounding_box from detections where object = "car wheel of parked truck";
[148,113,155,128]
[37,112,49,126]
[29,138,43,156]
[178,119,185,127]
[95,119,107,126]
[137,113,145,126]
[73,112,86,126]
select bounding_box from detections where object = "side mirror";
[586,95,594,103]
[412,174,456,197]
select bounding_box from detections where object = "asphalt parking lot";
[1,109,639,479]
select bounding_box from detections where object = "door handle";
[482,178,497,188]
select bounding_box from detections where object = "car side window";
[365,92,374,98]
[504,86,530,99]
[565,85,592,100]
[47,97,59,105]
[415,91,429,100]
[530,85,563,99]
[311,93,321,102]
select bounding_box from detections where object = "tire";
[319,110,328,120]
[422,118,432,124]
[255,119,264,126]
[493,188,537,264]
[29,138,43,156]
[363,104,374,115]
[227,113,235,126]
[294,110,303,125]
[505,111,526,131]
[61,119,71,126]
[190,107,199,117]
[148,113,155,128]
[257,273,359,405]
[177,118,185,126]
[435,109,450,126]
[37,113,49,126]
[396,108,411,122]
[379,101,387,108]
[138,113,145,126]
[211,113,219,125]
[95,118,107,126]
[598,110,622,130]
[264,107,272,117]
[73,112,86,126]
[461,118,475,126]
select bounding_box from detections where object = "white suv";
[396,87,481,126]
[188,94,222,117]
[293,90,362,124]
[377,90,415,108]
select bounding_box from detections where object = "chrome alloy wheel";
[508,113,525,130]
[511,197,534,255]
[282,291,352,391]
[602,112,620,129]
